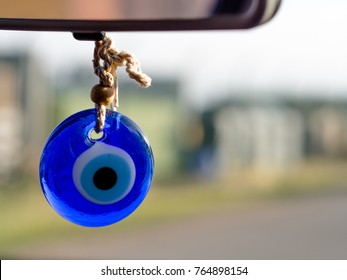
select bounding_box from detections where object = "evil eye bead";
[39,109,154,227]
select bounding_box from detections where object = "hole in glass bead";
[89,129,104,141]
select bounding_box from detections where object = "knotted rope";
[92,35,151,132]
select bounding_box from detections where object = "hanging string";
[92,34,151,132]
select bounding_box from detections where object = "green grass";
[2,159,347,256]
[0,181,236,252]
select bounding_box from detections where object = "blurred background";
[2,0,347,259]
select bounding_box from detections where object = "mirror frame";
[0,0,281,32]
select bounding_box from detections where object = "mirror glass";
[0,0,255,20]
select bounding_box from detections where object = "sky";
[1,0,347,108]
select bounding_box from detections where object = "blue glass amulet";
[39,109,154,227]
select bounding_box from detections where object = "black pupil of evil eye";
[93,167,118,191]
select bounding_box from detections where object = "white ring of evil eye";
[72,142,136,205]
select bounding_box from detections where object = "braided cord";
[92,35,151,132]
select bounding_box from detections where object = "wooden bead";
[90,84,115,106]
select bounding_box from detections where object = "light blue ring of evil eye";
[73,142,136,205]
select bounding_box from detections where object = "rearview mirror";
[0,0,281,31]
